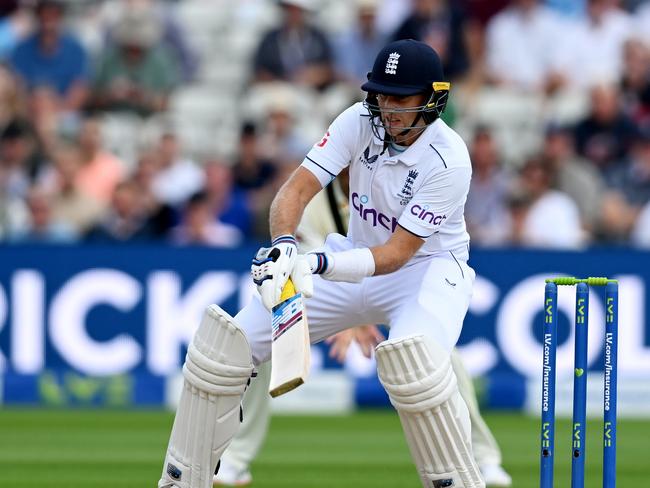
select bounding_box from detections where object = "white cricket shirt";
[302,102,472,263]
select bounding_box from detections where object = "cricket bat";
[269,278,310,397]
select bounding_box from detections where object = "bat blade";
[269,278,310,398]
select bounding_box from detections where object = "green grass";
[0,408,648,487]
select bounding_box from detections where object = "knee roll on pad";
[159,305,254,488]
[376,335,485,488]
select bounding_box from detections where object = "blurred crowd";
[1,0,650,249]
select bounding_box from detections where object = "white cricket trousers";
[235,234,475,364]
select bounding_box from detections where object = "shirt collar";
[384,119,443,166]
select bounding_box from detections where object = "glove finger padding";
[251,236,298,311]
[251,247,278,311]
[291,255,314,298]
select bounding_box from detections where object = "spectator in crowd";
[0,184,27,241]
[131,150,176,238]
[85,179,154,243]
[8,185,77,243]
[507,156,584,248]
[0,1,32,60]
[75,116,126,205]
[599,127,650,242]
[464,127,512,246]
[0,120,43,199]
[542,124,606,231]
[450,1,509,90]
[92,0,198,83]
[606,126,650,205]
[391,0,470,80]
[27,81,70,150]
[150,132,204,207]
[231,121,280,239]
[258,84,312,167]
[574,82,639,172]
[232,121,277,192]
[555,0,633,89]
[131,149,159,199]
[10,0,89,115]
[620,37,650,126]
[47,144,104,234]
[484,0,567,92]
[0,119,32,239]
[252,0,334,91]
[203,160,252,238]
[170,190,242,248]
[333,0,386,85]
[0,66,24,129]
[93,6,180,116]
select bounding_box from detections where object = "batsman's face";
[376,93,427,144]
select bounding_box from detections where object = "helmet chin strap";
[383,110,427,145]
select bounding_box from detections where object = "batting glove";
[251,235,298,311]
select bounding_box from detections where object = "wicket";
[539,277,619,488]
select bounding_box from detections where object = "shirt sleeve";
[398,166,471,238]
[300,104,361,187]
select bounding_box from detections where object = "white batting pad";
[159,305,254,488]
[376,335,485,488]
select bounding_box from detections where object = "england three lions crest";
[385,52,400,75]
[397,169,419,205]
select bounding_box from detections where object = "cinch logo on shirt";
[352,192,399,232]
[410,204,447,225]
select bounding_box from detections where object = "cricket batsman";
[214,181,511,486]
[159,39,486,488]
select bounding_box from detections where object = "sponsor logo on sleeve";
[410,204,447,226]
[316,130,330,147]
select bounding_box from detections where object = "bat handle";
[280,278,296,301]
